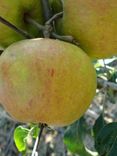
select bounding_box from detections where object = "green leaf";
[95,122,117,156]
[14,126,29,152]
[64,118,91,156]
[93,114,106,138]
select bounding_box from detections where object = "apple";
[0,38,96,127]
[58,0,117,59]
[0,0,44,47]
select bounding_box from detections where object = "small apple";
[0,0,44,47]
[0,38,96,126]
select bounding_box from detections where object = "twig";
[25,16,79,44]
[40,0,52,21]
[26,17,44,31]
[46,12,63,25]
[37,124,46,150]
[26,17,51,38]
[0,16,33,39]
[31,124,46,156]
[52,32,79,46]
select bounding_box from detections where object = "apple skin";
[58,0,117,59]
[0,38,96,127]
[0,0,44,47]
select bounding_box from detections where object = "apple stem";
[0,16,33,39]
[37,123,47,149]
[26,16,52,38]
[26,16,79,45]
[40,0,52,21]
[31,123,47,156]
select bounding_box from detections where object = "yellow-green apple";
[0,38,96,126]
[0,0,44,47]
[58,0,117,59]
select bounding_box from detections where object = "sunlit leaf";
[14,126,29,152]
